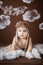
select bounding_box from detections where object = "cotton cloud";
[0,0,3,9]
[22,9,40,22]
[3,6,13,15]
[22,0,34,4]
[39,23,43,30]
[0,0,27,16]
[0,1,3,6]
[0,5,27,16]
[12,6,27,16]
[0,14,11,29]
[35,44,43,54]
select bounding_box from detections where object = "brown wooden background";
[0,0,43,46]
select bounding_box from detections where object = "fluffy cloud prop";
[0,44,25,60]
[22,0,34,4]
[32,48,41,59]
[0,1,3,6]
[12,6,27,16]
[0,14,11,29]
[0,1,27,16]
[22,10,40,22]
[0,44,43,60]
[3,6,13,16]
[0,5,27,16]
[26,51,33,59]
[26,48,41,59]
[39,23,43,30]
[35,44,43,54]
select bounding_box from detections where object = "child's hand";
[25,51,33,59]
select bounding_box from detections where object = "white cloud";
[39,23,43,30]
[22,0,34,4]
[0,5,27,16]
[0,14,11,29]
[3,6,13,15]
[0,1,3,6]
[12,6,27,16]
[0,1,27,16]
[22,9,40,22]
[35,44,43,54]
[0,1,3,9]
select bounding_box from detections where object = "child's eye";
[23,30,26,32]
[19,30,21,32]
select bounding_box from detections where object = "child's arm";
[26,37,33,59]
[27,37,32,52]
[11,37,16,50]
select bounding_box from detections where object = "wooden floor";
[0,55,43,65]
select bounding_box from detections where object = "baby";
[11,21,33,59]
[0,21,41,60]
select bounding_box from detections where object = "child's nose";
[22,31,24,34]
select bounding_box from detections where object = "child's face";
[17,27,29,39]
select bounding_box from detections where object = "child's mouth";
[21,35,24,36]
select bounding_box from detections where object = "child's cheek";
[18,32,21,36]
[25,32,29,37]
[24,32,27,36]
